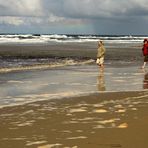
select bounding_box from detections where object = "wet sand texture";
[0,91,148,148]
[0,43,142,62]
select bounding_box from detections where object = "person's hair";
[98,40,104,45]
[144,39,148,43]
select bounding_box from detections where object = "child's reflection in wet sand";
[97,68,106,91]
[143,71,148,89]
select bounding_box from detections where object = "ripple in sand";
[65,121,79,124]
[66,136,87,140]
[118,123,128,128]
[93,104,104,107]
[37,143,62,148]
[93,125,105,128]
[131,108,137,111]
[26,140,47,146]
[69,108,87,113]
[63,146,78,148]
[74,117,94,121]
[97,118,119,124]
[115,109,126,113]
[60,130,72,133]
[114,105,124,108]
[93,109,108,113]
[20,110,34,116]
[17,120,35,127]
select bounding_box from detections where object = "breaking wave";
[0,58,95,73]
[0,34,147,44]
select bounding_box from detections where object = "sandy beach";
[0,41,148,148]
[0,89,148,148]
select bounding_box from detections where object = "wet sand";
[0,42,142,63]
[0,64,148,148]
[0,65,147,108]
[0,91,148,148]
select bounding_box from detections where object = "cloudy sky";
[0,0,148,35]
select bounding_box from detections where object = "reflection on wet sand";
[0,91,148,148]
[1,66,148,147]
[97,69,106,91]
[143,72,148,89]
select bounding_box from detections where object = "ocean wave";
[0,34,147,44]
[0,59,95,73]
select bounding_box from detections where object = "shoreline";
[0,89,147,110]
[0,42,143,71]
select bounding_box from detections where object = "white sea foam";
[0,34,147,44]
[0,59,95,73]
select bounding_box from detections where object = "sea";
[0,34,147,44]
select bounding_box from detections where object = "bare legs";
[142,62,146,69]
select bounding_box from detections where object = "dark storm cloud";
[0,0,148,34]
[41,0,148,19]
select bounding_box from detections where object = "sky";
[0,0,148,35]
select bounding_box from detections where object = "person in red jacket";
[142,39,148,69]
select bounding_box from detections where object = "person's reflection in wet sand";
[97,68,106,91]
[143,71,148,89]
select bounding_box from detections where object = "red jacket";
[142,43,148,56]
